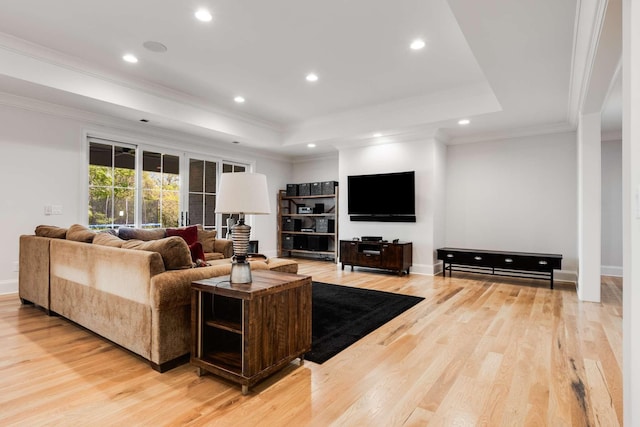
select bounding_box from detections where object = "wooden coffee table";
[190,270,312,394]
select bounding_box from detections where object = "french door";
[87,137,249,234]
[183,156,247,235]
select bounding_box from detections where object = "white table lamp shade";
[215,172,271,215]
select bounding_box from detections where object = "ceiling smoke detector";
[143,41,167,53]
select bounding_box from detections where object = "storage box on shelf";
[277,182,338,262]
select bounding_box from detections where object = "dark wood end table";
[191,270,312,394]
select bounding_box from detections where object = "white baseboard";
[409,263,434,275]
[601,265,623,277]
[554,270,577,285]
[0,279,18,295]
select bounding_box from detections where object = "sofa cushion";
[66,224,96,243]
[196,227,217,253]
[35,225,68,239]
[204,252,225,261]
[93,232,125,248]
[266,258,299,274]
[118,227,166,241]
[122,236,193,270]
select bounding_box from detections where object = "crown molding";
[447,121,576,145]
[282,82,500,147]
[567,0,609,126]
[291,151,339,164]
[0,90,293,163]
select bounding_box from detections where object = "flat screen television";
[347,171,416,222]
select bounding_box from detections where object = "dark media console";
[436,247,562,289]
[350,215,416,222]
[340,240,412,276]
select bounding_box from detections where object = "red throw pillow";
[166,225,198,245]
[189,242,206,264]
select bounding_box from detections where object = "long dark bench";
[436,247,562,289]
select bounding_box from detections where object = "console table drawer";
[439,250,494,267]
[357,252,381,267]
[494,255,554,271]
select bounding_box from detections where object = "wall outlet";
[52,205,63,215]
[44,205,52,215]
[13,261,19,272]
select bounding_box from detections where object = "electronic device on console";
[361,236,383,242]
[297,206,313,214]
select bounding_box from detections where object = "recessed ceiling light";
[410,39,426,50]
[307,143,316,148]
[234,96,245,103]
[306,73,319,82]
[143,41,167,53]
[373,133,382,138]
[195,9,212,22]
[122,54,138,63]
[458,119,470,125]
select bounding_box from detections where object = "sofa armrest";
[19,235,51,309]
[150,264,233,310]
[149,261,270,309]
[213,238,234,258]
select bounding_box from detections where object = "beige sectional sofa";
[19,225,298,372]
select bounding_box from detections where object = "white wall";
[445,131,578,281]
[291,154,339,183]
[601,138,623,275]
[0,104,85,294]
[338,139,440,274]
[577,112,602,301]
[252,156,294,258]
[433,138,448,263]
[622,2,640,422]
[0,102,293,293]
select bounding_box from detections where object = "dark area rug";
[306,281,424,364]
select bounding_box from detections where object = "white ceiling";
[0,0,621,158]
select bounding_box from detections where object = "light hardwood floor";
[0,259,622,426]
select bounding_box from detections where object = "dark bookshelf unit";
[278,187,338,262]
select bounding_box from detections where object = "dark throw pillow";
[189,242,207,266]
[166,225,198,245]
